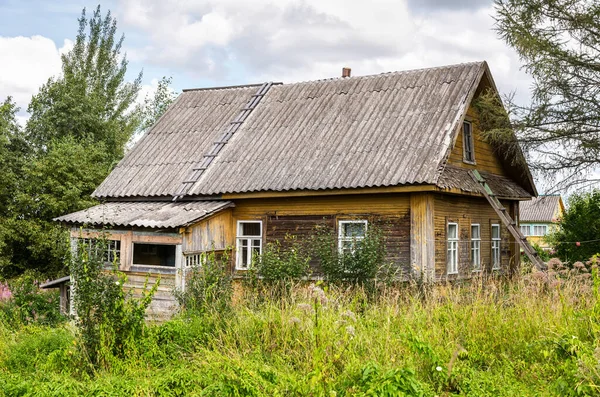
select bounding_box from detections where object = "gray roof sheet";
[92,61,533,199]
[519,195,562,222]
[438,166,531,199]
[54,201,233,229]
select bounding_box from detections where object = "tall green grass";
[0,275,598,396]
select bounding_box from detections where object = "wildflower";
[345,325,355,337]
[573,261,586,270]
[289,317,301,325]
[297,303,312,313]
[341,310,357,322]
[115,281,120,286]
[436,366,443,372]
[547,257,563,270]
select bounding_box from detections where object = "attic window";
[463,121,475,163]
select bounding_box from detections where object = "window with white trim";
[447,223,459,274]
[532,225,548,236]
[338,220,368,255]
[471,224,481,271]
[520,225,531,236]
[463,121,475,163]
[236,221,262,270]
[78,238,120,265]
[491,224,501,270]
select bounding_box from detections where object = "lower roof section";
[54,201,234,229]
[438,166,532,199]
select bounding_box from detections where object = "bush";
[172,249,232,317]
[245,235,311,300]
[311,224,389,287]
[70,237,158,369]
[1,271,64,327]
[550,190,600,262]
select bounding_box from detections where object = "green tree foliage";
[494,0,600,189]
[0,6,176,278]
[26,6,141,162]
[550,190,600,262]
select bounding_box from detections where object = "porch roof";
[54,201,234,229]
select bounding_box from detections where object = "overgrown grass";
[0,275,599,396]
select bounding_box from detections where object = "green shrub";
[311,224,388,287]
[172,249,232,317]
[70,236,158,369]
[1,271,64,327]
[245,235,311,300]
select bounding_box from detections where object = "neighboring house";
[54,61,537,316]
[519,195,565,250]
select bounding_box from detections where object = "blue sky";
[1,0,532,121]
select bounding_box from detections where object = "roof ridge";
[180,61,486,92]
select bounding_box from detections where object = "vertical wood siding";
[447,106,506,176]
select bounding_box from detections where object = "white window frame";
[520,224,531,236]
[447,222,459,275]
[462,120,475,164]
[338,220,368,254]
[532,224,548,236]
[471,224,481,272]
[491,224,501,270]
[236,220,263,270]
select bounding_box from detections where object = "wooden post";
[410,193,436,282]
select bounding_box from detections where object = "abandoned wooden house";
[55,61,540,316]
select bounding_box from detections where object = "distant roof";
[54,201,233,229]
[92,61,535,199]
[519,195,563,222]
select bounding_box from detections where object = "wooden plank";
[410,193,435,282]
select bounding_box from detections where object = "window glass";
[447,223,459,274]
[520,225,530,236]
[471,224,481,271]
[491,224,501,270]
[338,220,367,255]
[463,121,475,162]
[236,221,262,269]
[133,243,176,267]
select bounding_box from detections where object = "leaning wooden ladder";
[469,170,545,271]
[173,82,274,201]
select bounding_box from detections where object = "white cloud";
[115,0,532,101]
[0,36,70,113]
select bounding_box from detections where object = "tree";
[26,5,142,163]
[550,190,600,262]
[494,0,600,190]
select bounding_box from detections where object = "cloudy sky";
[0,0,533,121]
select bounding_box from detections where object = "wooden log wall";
[433,194,518,280]
[232,194,412,276]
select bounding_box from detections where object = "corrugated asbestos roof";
[519,195,562,222]
[54,201,234,229]
[438,166,531,199]
[94,62,498,198]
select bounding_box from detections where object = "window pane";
[241,222,261,236]
[342,222,366,238]
[448,224,458,239]
[471,225,480,239]
[492,225,500,239]
[133,243,176,267]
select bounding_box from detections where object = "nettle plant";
[245,235,311,300]
[310,223,391,287]
[172,249,233,316]
[71,235,157,369]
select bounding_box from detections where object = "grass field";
[0,273,598,396]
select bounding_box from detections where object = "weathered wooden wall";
[447,106,506,176]
[183,209,233,253]
[124,271,177,321]
[231,194,412,275]
[433,194,518,280]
